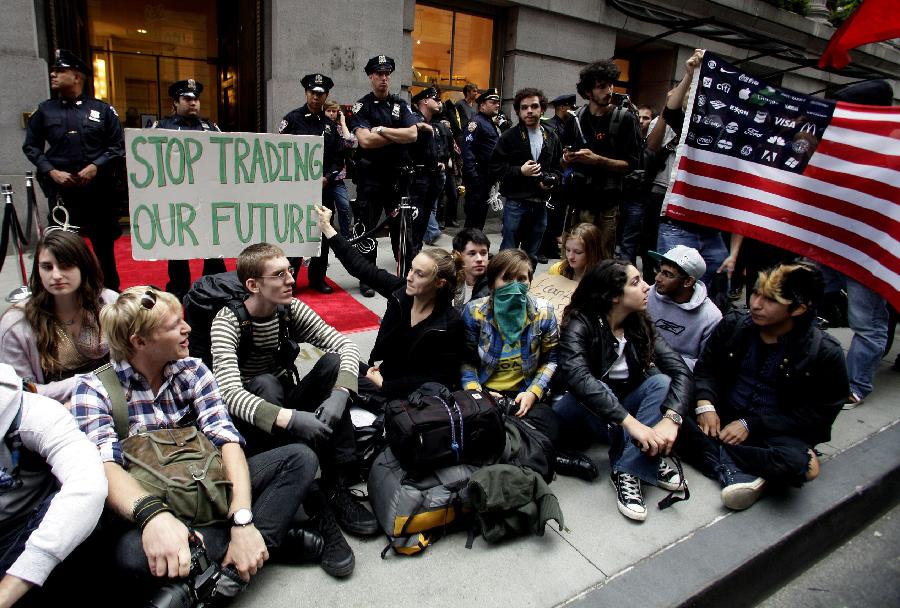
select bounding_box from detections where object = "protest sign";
[125,129,323,260]
[529,272,577,323]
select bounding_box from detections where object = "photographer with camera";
[562,59,640,260]
[71,287,321,605]
[210,243,376,579]
[488,88,562,269]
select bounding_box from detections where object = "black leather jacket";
[559,310,693,424]
[694,311,847,446]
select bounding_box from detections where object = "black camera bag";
[385,383,505,475]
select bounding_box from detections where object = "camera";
[146,537,244,608]
[539,173,558,189]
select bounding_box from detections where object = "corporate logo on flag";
[691,59,835,173]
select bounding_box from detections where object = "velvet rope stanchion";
[0,184,32,302]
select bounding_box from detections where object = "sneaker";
[329,487,380,537]
[359,282,375,298]
[305,484,355,578]
[610,471,647,521]
[842,392,863,410]
[656,459,684,491]
[716,447,765,510]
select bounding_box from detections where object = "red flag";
[666,53,900,309]
[819,0,900,70]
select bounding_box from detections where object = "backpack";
[367,446,477,556]
[384,383,505,476]
[183,272,293,375]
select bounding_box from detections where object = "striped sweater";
[210,298,360,432]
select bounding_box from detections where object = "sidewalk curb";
[563,422,900,608]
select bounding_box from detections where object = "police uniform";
[461,88,501,230]
[277,73,342,293]
[408,86,443,252]
[348,55,418,271]
[152,79,226,299]
[23,49,124,290]
[540,94,576,258]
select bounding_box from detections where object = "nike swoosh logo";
[720,68,737,74]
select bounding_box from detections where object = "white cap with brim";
[648,245,706,280]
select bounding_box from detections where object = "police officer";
[153,79,226,299]
[23,49,124,290]
[409,86,443,248]
[277,73,343,294]
[539,93,576,261]
[461,88,501,231]
[348,54,418,296]
[545,94,575,140]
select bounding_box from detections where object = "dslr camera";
[146,536,244,608]
[538,173,559,190]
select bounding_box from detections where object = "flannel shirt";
[72,357,243,465]
[461,294,559,398]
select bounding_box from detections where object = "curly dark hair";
[576,59,620,100]
[24,230,105,374]
[513,87,548,113]
[562,259,655,370]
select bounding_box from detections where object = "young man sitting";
[71,287,322,602]
[675,263,848,510]
[452,227,491,310]
[646,245,722,370]
[209,243,377,573]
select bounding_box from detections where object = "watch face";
[233,508,253,526]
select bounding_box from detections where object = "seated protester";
[315,205,468,403]
[554,260,692,522]
[675,263,847,511]
[646,245,722,370]
[0,363,106,607]
[451,227,491,310]
[70,288,322,601]
[461,249,561,445]
[548,222,603,283]
[0,230,117,404]
[209,243,379,548]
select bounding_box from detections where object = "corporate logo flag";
[664,52,900,309]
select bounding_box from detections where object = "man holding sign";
[153,79,227,300]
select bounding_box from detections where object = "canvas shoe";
[611,471,647,521]
[656,459,684,491]
[842,392,864,410]
[716,447,765,510]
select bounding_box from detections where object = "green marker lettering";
[147,136,169,187]
[154,203,177,246]
[265,141,282,183]
[250,138,269,183]
[128,136,154,188]
[293,142,308,181]
[308,143,323,180]
[209,136,234,184]
[277,142,292,181]
[184,138,202,184]
[165,138,185,185]
[234,138,251,184]
[176,202,198,246]
[211,201,239,245]
[131,204,156,248]
[306,203,320,242]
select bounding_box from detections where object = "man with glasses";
[488,88,562,268]
[277,72,342,294]
[562,59,640,259]
[209,243,376,579]
[461,88,503,230]
[646,245,722,370]
[348,54,418,295]
[153,79,227,301]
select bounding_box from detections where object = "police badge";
[467,121,477,133]
[351,102,363,114]
[392,103,400,119]
[278,119,288,133]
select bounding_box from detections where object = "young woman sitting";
[314,204,468,403]
[548,222,603,283]
[554,260,692,521]
[0,230,117,403]
[460,248,561,443]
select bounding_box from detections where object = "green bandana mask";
[493,281,529,342]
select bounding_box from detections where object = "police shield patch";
[351,102,363,114]
[278,119,288,133]
[467,121,477,133]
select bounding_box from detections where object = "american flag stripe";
[666,64,900,308]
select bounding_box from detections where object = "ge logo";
[707,60,717,70]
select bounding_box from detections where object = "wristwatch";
[373,126,385,135]
[231,508,254,527]
[663,410,683,426]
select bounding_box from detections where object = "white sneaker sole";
[657,474,685,492]
[610,475,647,521]
[721,478,766,510]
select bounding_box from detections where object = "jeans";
[554,374,671,485]
[424,172,446,244]
[618,193,646,263]
[500,197,548,268]
[820,267,889,397]
[328,180,353,238]
[0,491,56,575]
[676,415,810,486]
[113,443,318,579]
[656,220,728,288]
[243,353,357,472]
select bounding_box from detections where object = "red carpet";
[109,236,380,334]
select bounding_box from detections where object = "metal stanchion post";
[25,171,44,242]
[1,183,32,302]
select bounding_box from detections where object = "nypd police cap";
[365,55,395,75]
[411,86,439,105]
[51,49,90,76]
[301,73,334,93]
[169,79,204,99]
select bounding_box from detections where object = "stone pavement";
[1,217,897,608]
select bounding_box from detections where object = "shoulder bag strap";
[95,363,129,440]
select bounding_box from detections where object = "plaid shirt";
[461,294,559,398]
[72,357,244,465]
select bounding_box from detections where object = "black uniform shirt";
[23,94,124,175]
[154,114,221,132]
[461,112,500,180]
[278,104,343,176]
[348,92,416,173]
